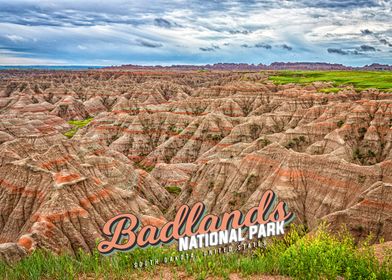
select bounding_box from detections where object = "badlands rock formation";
[0,69,391,262]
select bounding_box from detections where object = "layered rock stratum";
[0,69,391,262]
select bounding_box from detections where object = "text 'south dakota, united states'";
[97,190,294,254]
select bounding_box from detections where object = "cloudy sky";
[0,0,391,66]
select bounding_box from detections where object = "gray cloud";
[379,39,392,47]
[327,48,349,55]
[327,46,375,56]
[361,29,373,35]
[358,28,392,49]
[154,18,172,28]
[359,45,376,52]
[241,43,273,49]
[255,43,272,49]
[0,8,146,27]
[352,50,363,56]
[229,30,251,35]
[281,44,293,51]
[300,0,380,9]
[137,39,163,48]
[0,0,391,66]
[199,47,215,52]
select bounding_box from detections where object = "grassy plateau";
[1,225,391,280]
[268,71,392,92]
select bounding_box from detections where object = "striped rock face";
[0,138,169,263]
[0,70,392,262]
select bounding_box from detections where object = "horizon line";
[0,61,391,68]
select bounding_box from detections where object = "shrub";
[367,150,376,158]
[353,148,364,160]
[1,224,391,280]
[285,140,296,149]
[209,134,224,142]
[165,186,182,196]
[285,136,306,150]
[134,163,154,172]
[337,120,344,128]
[278,224,392,280]
[168,124,176,133]
[358,127,367,140]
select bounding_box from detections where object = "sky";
[0,0,391,66]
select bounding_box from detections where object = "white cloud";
[0,1,391,65]
[0,54,66,65]
[5,34,26,42]
[77,45,87,50]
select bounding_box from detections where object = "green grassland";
[1,225,391,280]
[64,117,93,138]
[268,71,392,92]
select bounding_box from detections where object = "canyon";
[0,68,391,263]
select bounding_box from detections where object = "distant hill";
[0,65,103,70]
[105,62,392,71]
[1,63,391,72]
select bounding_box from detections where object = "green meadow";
[64,117,94,138]
[268,71,392,92]
[1,225,391,280]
